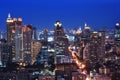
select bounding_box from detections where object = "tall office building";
[114,23,120,54]
[6,13,14,44]
[36,40,48,64]
[6,13,23,62]
[98,31,105,58]
[88,31,105,61]
[74,27,82,46]
[6,13,34,64]
[89,31,99,61]
[54,21,74,80]
[105,29,114,45]
[22,24,33,64]
[31,40,42,64]
[84,23,91,43]
[35,29,49,65]
[54,21,69,64]
[76,23,91,60]
[83,25,105,61]
[6,13,16,62]
[74,27,84,59]
[14,18,23,62]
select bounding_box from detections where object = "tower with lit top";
[54,21,74,80]
[84,23,91,42]
[54,20,69,64]
[6,13,24,62]
[114,23,120,54]
[114,23,120,46]
[6,13,14,44]
[6,13,16,62]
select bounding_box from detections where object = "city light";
[116,23,119,26]
[54,21,62,27]
[0,8,119,80]
[93,31,98,34]
[68,46,86,69]
[86,77,91,80]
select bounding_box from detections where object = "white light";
[86,77,91,80]
[99,33,102,36]
[116,23,119,26]
[48,37,54,42]
[85,26,90,30]
[106,36,109,39]
[54,23,57,26]
[85,23,87,27]
[54,22,62,27]
[8,13,11,18]
[59,23,62,26]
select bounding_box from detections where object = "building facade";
[0,39,12,67]
[114,23,120,54]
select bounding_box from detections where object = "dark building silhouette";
[0,39,12,67]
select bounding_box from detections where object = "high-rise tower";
[23,24,33,64]
[6,13,25,62]
[6,13,15,61]
[54,21,69,64]
[84,23,91,43]
[54,21,73,80]
[115,23,120,46]
[114,23,120,54]
[14,18,23,62]
[6,13,14,44]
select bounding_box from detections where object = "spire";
[84,22,90,30]
[8,13,11,18]
[6,13,13,22]
[85,23,87,27]
[76,27,82,34]
[79,27,82,30]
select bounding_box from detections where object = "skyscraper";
[6,13,14,44]
[23,24,33,64]
[54,21,69,64]
[76,23,91,60]
[54,21,74,80]
[98,31,105,58]
[6,14,34,64]
[6,13,16,62]
[6,13,24,62]
[31,40,42,64]
[14,18,23,62]
[88,31,105,61]
[114,23,120,54]
[84,23,91,43]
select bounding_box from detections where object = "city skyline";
[0,0,120,31]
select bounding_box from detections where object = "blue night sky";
[0,0,120,31]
